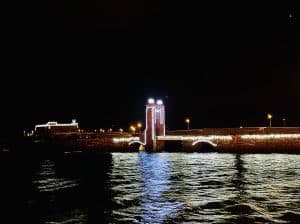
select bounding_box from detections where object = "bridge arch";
[128,140,145,151]
[192,139,217,152]
[128,140,145,146]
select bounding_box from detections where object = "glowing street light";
[185,118,190,130]
[130,125,136,134]
[137,122,142,134]
[282,118,286,127]
[267,113,272,127]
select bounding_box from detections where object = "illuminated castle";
[144,98,165,149]
[35,119,79,136]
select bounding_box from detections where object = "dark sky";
[2,0,300,138]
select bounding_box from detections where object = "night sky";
[2,0,300,139]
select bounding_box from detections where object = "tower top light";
[148,98,155,104]
[156,99,163,105]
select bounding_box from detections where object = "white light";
[156,99,163,105]
[35,120,79,130]
[157,135,233,141]
[148,98,155,104]
[128,140,146,146]
[113,137,140,143]
[241,134,300,140]
[192,139,217,147]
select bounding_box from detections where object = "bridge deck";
[166,127,300,136]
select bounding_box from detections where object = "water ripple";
[108,153,300,223]
[33,160,79,192]
[4,153,299,223]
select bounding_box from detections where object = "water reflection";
[1,152,300,223]
[232,154,247,198]
[226,154,259,223]
[31,152,114,224]
[138,153,183,223]
[110,153,143,223]
[109,153,300,223]
[33,160,79,192]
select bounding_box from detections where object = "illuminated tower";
[155,99,165,137]
[144,98,165,150]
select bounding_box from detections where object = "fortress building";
[35,119,79,136]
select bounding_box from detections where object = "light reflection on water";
[109,153,300,223]
[1,152,300,223]
[33,160,79,192]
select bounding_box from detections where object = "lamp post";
[185,118,190,130]
[282,118,286,127]
[137,122,142,134]
[267,113,272,128]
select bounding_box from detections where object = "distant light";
[130,125,136,132]
[156,99,163,105]
[137,123,142,128]
[185,118,190,123]
[148,98,155,104]
[267,113,272,119]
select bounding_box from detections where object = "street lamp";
[185,118,190,130]
[267,113,272,128]
[282,118,286,127]
[130,125,136,134]
[137,122,142,133]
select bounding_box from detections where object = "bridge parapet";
[167,127,300,136]
[157,135,232,142]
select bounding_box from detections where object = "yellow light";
[267,113,272,119]
[130,125,136,132]
[137,123,142,128]
[185,118,190,123]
